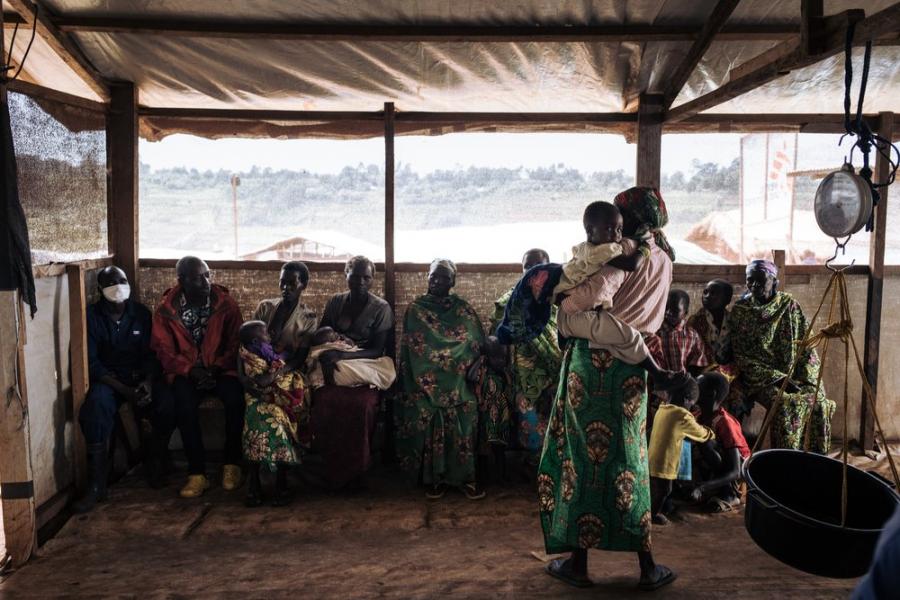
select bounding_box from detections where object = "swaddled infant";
[306,326,396,390]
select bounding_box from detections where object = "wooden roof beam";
[666,3,900,123]
[662,0,741,110]
[5,0,109,102]
[49,18,801,42]
[2,11,26,25]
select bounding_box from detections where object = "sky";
[139,132,744,176]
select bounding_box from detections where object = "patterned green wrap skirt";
[538,338,652,554]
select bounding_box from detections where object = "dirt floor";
[0,460,862,600]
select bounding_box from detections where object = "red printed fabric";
[656,320,709,372]
[712,408,750,459]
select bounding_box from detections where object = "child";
[467,336,513,486]
[648,377,715,525]
[239,320,306,507]
[306,326,396,391]
[687,279,746,418]
[555,201,685,389]
[687,279,735,367]
[657,289,709,377]
[691,372,750,513]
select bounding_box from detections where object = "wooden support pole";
[662,0,741,110]
[51,18,799,42]
[383,102,395,310]
[772,249,787,290]
[5,0,109,101]
[0,7,36,568]
[801,0,825,55]
[666,3,900,122]
[107,82,139,298]
[66,264,88,492]
[0,292,36,568]
[636,94,663,189]
[860,111,894,450]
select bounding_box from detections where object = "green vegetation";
[138,159,740,255]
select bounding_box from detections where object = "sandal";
[638,565,677,591]
[545,558,593,588]
[461,483,486,500]
[425,484,446,500]
[705,496,739,513]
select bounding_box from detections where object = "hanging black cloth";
[0,91,36,317]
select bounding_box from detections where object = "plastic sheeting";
[3,0,899,139]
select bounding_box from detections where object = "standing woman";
[314,256,394,489]
[396,259,486,499]
[242,261,318,505]
[538,188,676,591]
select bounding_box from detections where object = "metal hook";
[826,237,855,273]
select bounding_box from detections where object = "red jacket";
[150,283,242,382]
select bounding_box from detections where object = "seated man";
[151,256,244,498]
[691,372,750,512]
[74,266,163,513]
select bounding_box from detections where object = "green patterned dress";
[729,291,836,453]
[538,339,652,554]
[396,293,485,486]
[491,287,561,452]
[474,365,513,452]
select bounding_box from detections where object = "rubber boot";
[72,442,108,513]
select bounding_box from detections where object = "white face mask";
[102,283,131,303]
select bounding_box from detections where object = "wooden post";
[739,136,745,262]
[0,8,36,568]
[772,249,786,277]
[763,133,770,220]
[636,94,663,189]
[107,82,139,298]
[0,293,36,567]
[860,111,893,450]
[66,264,89,492]
[383,102,395,309]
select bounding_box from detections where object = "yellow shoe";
[222,464,242,491]
[179,474,210,499]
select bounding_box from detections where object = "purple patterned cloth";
[246,339,284,364]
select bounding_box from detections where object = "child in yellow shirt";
[648,378,714,525]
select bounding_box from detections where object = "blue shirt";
[87,299,155,384]
[852,505,900,600]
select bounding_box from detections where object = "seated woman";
[396,258,486,500]
[729,259,836,453]
[314,255,394,489]
[241,261,318,505]
[490,249,561,456]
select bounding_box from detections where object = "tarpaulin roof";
[4,0,899,139]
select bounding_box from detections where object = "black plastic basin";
[743,449,899,579]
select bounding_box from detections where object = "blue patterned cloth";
[495,264,563,345]
[676,440,692,481]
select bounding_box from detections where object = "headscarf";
[746,259,778,278]
[613,186,676,262]
[429,258,457,277]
